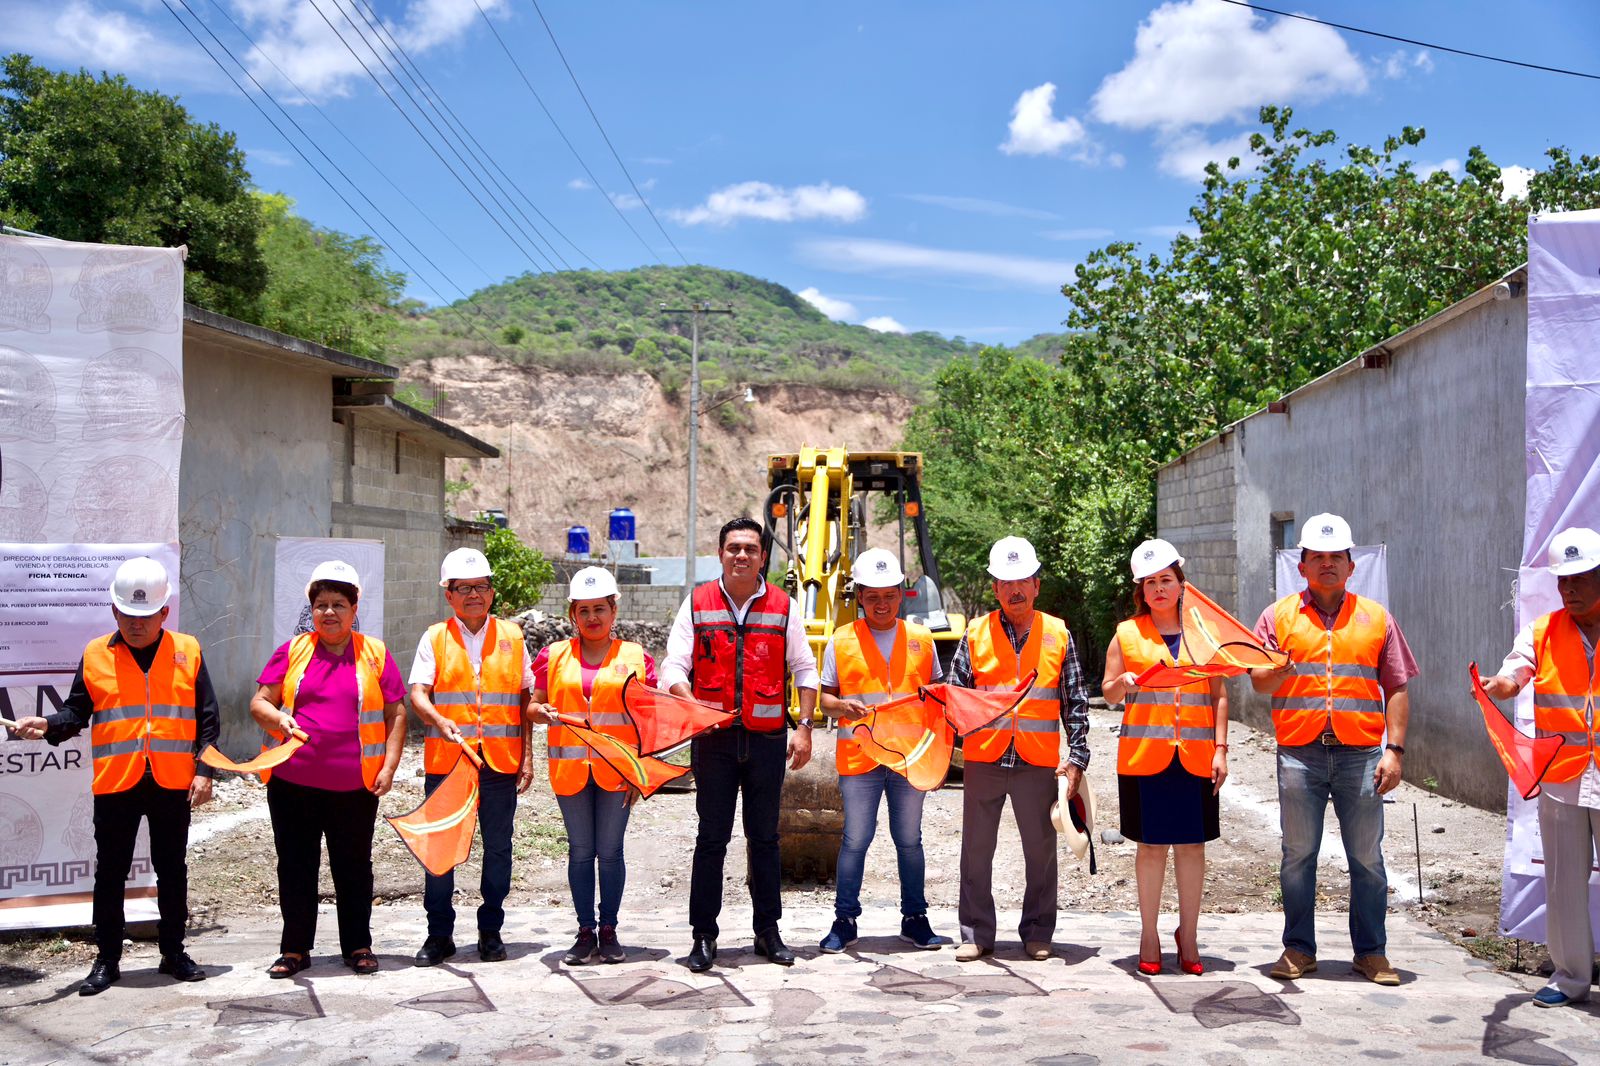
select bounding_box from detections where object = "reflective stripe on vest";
[547,639,647,795]
[82,631,201,796]
[424,617,526,774]
[1531,609,1600,783]
[690,581,792,732]
[1269,593,1387,747]
[267,632,390,789]
[1114,616,1218,777]
[831,620,934,775]
[964,611,1068,767]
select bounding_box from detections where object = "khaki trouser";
[1537,794,1600,1001]
[958,759,1058,949]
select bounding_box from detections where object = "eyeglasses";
[450,582,493,595]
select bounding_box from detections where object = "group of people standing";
[11,510,1597,1011]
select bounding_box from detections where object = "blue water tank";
[566,525,590,555]
[608,508,636,541]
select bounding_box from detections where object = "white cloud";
[797,287,859,321]
[1380,48,1434,79]
[1499,164,1536,202]
[862,316,908,334]
[1041,227,1115,241]
[671,181,867,226]
[567,178,592,191]
[247,146,296,167]
[1090,0,1366,131]
[610,192,643,211]
[53,1,156,67]
[1001,83,1091,157]
[1157,130,1256,180]
[902,193,1059,220]
[6,2,203,84]
[799,237,1076,291]
[1415,158,1463,181]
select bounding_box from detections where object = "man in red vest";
[1250,513,1417,987]
[661,517,819,972]
[408,547,534,966]
[12,557,218,995]
[1481,526,1600,1008]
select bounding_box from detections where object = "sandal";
[343,949,379,975]
[268,954,309,979]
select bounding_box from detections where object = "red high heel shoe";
[1137,936,1162,975]
[1174,931,1203,976]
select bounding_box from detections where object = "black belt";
[1318,732,1344,747]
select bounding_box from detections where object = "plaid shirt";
[949,611,1090,770]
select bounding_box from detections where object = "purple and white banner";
[1501,209,1600,943]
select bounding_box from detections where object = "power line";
[473,0,667,267]
[1217,0,1600,82]
[525,0,690,264]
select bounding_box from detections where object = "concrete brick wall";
[1156,433,1240,615]
[531,582,684,626]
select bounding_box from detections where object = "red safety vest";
[1269,592,1388,747]
[832,620,935,776]
[964,611,1067,767]
[422,617,526,774]
[81,631,200,796]
[263,632,390,788]
[547,639,648,795]
[1114,616,1216,777]
[690,581,791,732]
[1532,608,1600,783]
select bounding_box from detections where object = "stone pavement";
[3,907,1596,1065]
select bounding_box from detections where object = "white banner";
[0,542,179,687]
[1503,210,1600,942]
[273,537,385,647]
[1274,544,1389,604]
[0,235,185,929]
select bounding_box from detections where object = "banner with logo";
[273,537,385,647]
[1502,210,1600,943]
[0,235,185,929]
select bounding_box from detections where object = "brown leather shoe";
[1352,954,1400,986]
[954,942,991,962]
[1024,941,1053,961]
[1269,948,1318,980]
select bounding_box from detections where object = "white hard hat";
[1549,527,1600,577]
[1130,538,1185,581]
[1299,513,1355,552]
[439,547,493,587]
[851,548,904,589]
[305,559,361,600]
[109,556,170,616]
[987,536,1040,581]
[568,566,619,601]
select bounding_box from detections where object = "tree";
[482,528,555,615]
[911,107,1600,655]
[0,54,265,318]
[255,192,403,360]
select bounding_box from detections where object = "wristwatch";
[1385,743,1405,755]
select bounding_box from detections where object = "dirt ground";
[2,697,1538,987]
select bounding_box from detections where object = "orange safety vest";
[832,620,935,776]
[964,611,1067,767]
[422,617,526,774]
[263,632,391,788]
[1531,608,1600,783]
[690,581,791,731]
[81,631,200,796]
[1270,592,1388,746]
[546,639,648,795]
[1114,616,1216,777]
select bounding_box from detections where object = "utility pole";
[660,301,734,604]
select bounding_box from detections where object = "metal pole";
[684,310,700,605]
[1413,802,1424,905]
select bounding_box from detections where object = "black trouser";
[92,769,191,960]
[688,725,787,938]
[424,765,517,939]
[266,777,379,957]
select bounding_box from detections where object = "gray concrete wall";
[1156,433,1241,614]
[179,336,333,750]
[1161,295,1527,810]
[531,582,684,625]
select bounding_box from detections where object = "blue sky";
[7,1,1598,344]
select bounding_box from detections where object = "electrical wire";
[525,0,690,264]
[1217,0,1600,82]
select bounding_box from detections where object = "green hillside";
[391,265,995,395]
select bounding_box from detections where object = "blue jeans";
[1277,743,1388,958]
[423,765,517,938]
[835,766,928,921]
[556,780,632,929]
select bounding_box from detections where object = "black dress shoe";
[477,931,507,962]
[686,936,718,973]
[752,928,795,966]
[414,935,457,967]
[158,952,207,982]
[79,958,120,996]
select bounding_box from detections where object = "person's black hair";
[308,579,360,607]
[718,516,764,551]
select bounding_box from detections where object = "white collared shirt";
[659,579,819,692]
[1498,621,1600,809]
